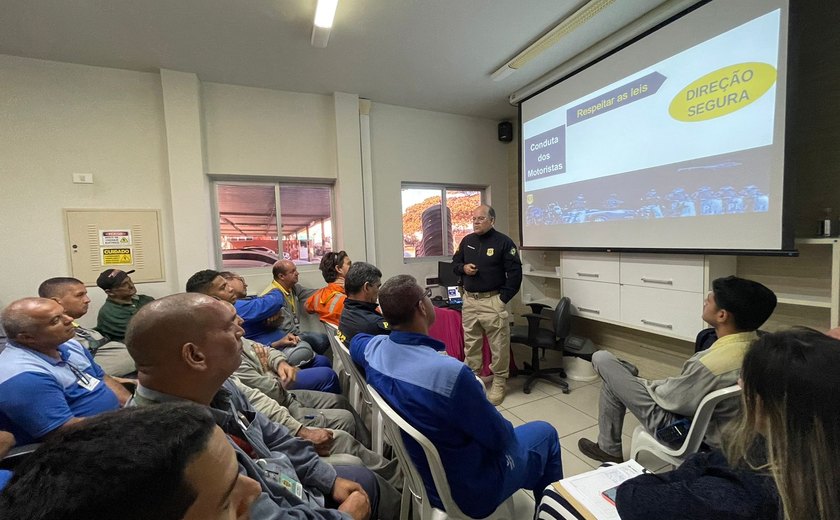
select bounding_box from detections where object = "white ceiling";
[0,0,672,119]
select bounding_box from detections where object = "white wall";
[0,54,510,329]
[202,82,337,178]
[0,55,178,327]
[368,102,511,283]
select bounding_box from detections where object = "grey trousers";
[592,350,677,456]
[322,430,403,519]
[287,390,372,448]
[92,342,136,377]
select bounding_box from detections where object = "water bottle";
[820,208,833,237]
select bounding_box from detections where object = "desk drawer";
[620,285,702,340]
[620,254,705,293]
[562,253,620,283]
[563,278,620,321]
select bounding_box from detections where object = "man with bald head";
[261,260,331,356]
[125,293,382,520]
[187,269,339,394]
[0,298,130,444]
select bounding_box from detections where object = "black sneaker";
[578,438,623,464]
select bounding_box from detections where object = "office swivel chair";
[510,297,571,394]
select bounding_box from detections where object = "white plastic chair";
[328,332,385,456]
[367,384,529,520]
[630,384,741,467]
[321,321,354,405]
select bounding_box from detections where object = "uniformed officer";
[452,204,522,405]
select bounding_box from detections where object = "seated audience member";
[0,430,14,491]
[0,298,130,444]
[0,403,261,520]
[94,268,154,342]
[616,328,840,520]
[38,277,136,376]
[125,293,386,520]
[579,276,777,464]
[261,260,331,355]
[187,269,335,386]
[227,301,363,438]
[337,262,389,344]
[351,275,563,519]
[220,270,249,299]
[306,251,351,326]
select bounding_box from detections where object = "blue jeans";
[290,356,341,394]
[330,465,380,520]
[299,332,330,355]
[492,421,563,514]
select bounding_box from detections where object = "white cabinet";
[619,254,704,293]
[520,250,736,342]
[563,278,621,321]
[562,253,620,283]
[620,285,703,339]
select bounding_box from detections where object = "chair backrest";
[679,384,742,455]
[333,334,374,409]
[322,321,350,376]
[552,297,572,340]
[366,384,472,519]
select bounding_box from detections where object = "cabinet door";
[620,254,704,293]
[562,252,620,283]
[563,278,620,321]
[620,285,703,341]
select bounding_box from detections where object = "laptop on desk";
[447,286,463,308]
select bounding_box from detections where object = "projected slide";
[520,0,788,251]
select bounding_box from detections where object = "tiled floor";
[493,374,672,477]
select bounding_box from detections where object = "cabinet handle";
[641,277,674,285]
[577,272,600,278]
[578,307,601,314]
[641,319,673,329]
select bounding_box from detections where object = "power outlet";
[72,173,94,184]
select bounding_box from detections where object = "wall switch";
[72,173,94,184]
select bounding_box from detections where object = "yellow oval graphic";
[669,62,776,122]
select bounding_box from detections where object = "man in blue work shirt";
[0,298,130,444]
[351,274,562,519]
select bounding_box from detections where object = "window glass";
[279,185,332,265]
[215,183,333,269]
[402,188,442,258]
[447,190,482,252]
[217,184,280,268]
[401,185,484,259]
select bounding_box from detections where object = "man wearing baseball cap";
[95,269,154,342]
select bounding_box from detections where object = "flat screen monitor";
[437,261,461,287]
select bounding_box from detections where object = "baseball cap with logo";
[96,269,136,291]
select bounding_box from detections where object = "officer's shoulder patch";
[509,247,516,256]
[381,321,390,330]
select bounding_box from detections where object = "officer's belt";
[463,290,500,299]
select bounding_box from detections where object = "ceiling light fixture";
[311,0,339,48]
[491,0,616,81]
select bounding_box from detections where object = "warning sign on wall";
[100,230,132,246]
[101,248,133,265]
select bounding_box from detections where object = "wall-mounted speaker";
[498,121,513,142]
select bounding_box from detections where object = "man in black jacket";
[452,204,522,405]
